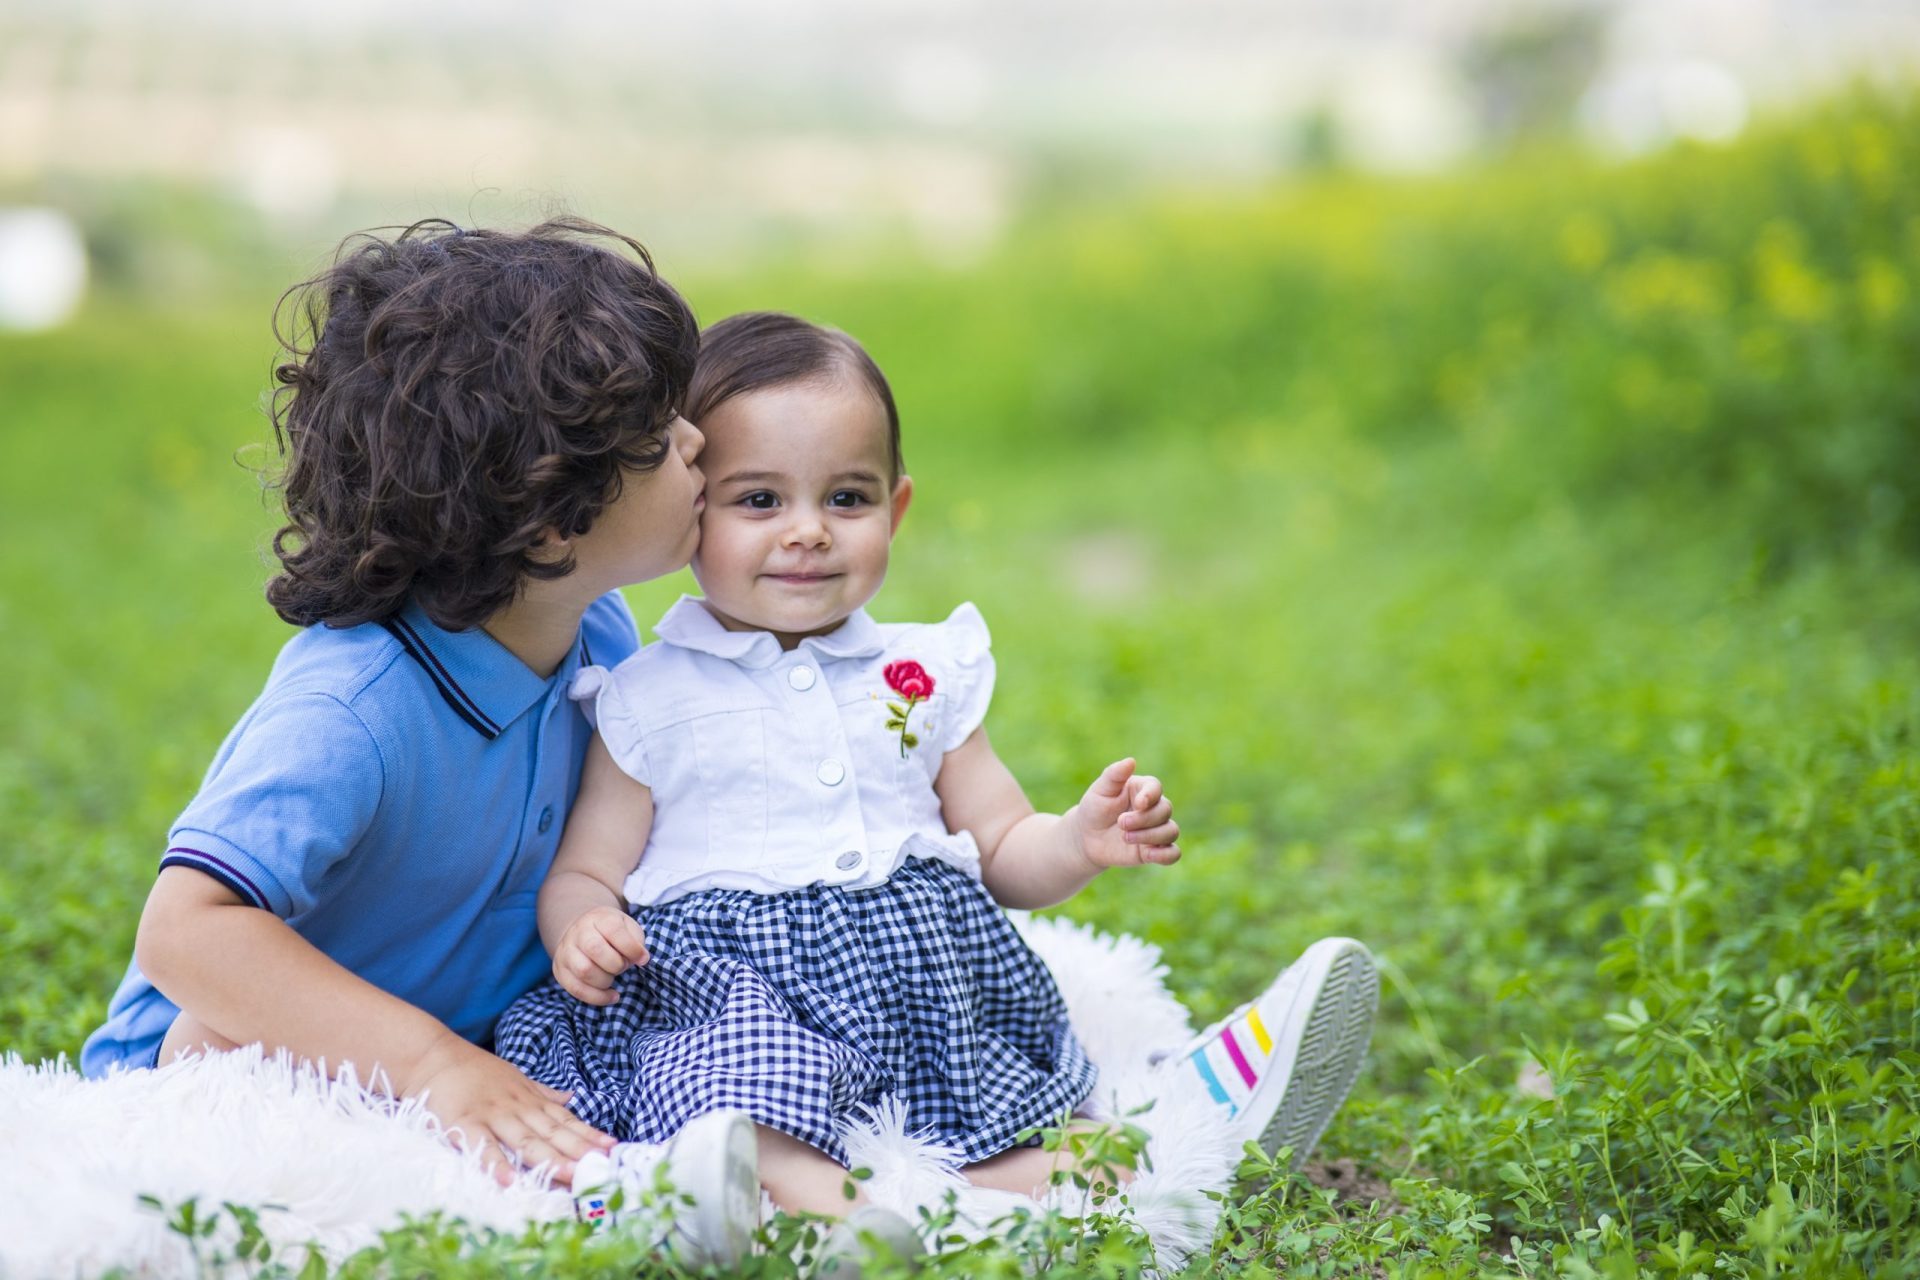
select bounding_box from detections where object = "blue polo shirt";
[80,592,641,1077]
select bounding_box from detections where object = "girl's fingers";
[608,917,652,965]
[1129,819,1180,846]
[1129,777,1163,810]
[577,931,627,977]
[1122,799,1174,832]
[1145,842,1182,865]
[1089,758,1136,799]
[557,964,618,1005]
[572,979,620,1006]
[563,956,615,993]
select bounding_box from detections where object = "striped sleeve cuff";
[159,847,274,911]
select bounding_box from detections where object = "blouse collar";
[652,595,886,669]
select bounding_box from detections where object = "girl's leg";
[756,1124,870,1217]
[963,1122,1140,1198]
[157,1013,242,1064]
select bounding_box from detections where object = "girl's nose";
[781,511,831,550]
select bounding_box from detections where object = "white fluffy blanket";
[0,917,1241,1277]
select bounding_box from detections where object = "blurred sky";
[2,0,1918,264]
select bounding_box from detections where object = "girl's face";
[692,377,912,648]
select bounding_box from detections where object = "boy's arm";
[137,869,613,1183]
[536,734,655,1005]
[934,727,1181,911]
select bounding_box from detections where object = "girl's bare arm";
[536,733,655,1005]
[934,727,1180,910]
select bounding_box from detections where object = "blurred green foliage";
[3,91,1918,1275]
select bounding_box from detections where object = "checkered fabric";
[495,857,1096,1165]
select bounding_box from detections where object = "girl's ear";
[887,474,914,538]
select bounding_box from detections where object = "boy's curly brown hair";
[265,217,698,631]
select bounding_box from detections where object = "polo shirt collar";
[653,595,886,669]
[384,601,587,740]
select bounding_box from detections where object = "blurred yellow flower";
[148,432,202,494]
[1559,213,1612,274]
[1850,121,1893,197]
[1613,357,1708,432]
[1858,258,1907,320]
[1753,221,1832,322]
[1605,252,1729,320]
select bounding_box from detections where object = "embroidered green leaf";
[903,732,920,748]
[887,701,908,717]
[886,717,905,731]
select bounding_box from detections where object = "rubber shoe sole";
[672,1109,762,1265]
[816,1205,926,1278]
[1253,937,1378,1168]
[572,1109,761,1266]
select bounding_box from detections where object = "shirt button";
[537,806,554,834]
[816,759,846,786]
[788,665,818,691]
[835,850,863,871]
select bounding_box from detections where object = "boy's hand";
[410,1032,614,1187]
[552,907,650,1005]
[1070,758,1181,869]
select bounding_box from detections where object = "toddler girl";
[497,312,1376,1261]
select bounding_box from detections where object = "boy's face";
[568,415,707,592]
[692,376,911,647]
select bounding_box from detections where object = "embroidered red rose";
[882,659,935,756]
[884,660,935,701]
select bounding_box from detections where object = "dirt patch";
[1303,1156,1404,1214]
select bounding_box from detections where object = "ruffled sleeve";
[569,664,653,787]
[931,602,995,754]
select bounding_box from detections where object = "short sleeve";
[934,602,995,753]
[570,663,653,787]
[164,693,385,919]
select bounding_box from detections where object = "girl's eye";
[829,490,869,509]
[741,491,778,510]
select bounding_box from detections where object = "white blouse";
[571,596,995,907]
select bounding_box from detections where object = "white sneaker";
[1171,937,1378,1169]
[815,1205,926,1277]
[572,1109,761,1265]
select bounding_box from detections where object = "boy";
[82,218,707,1187]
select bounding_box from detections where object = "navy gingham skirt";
[494,856,1096,1165]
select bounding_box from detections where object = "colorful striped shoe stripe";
[1248,1007,1274,1054]
[1189,1046,1233,1109]
[1221,1025,1260,1088]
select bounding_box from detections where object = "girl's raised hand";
[552,906,651,1005]
[1071,757,1181,868]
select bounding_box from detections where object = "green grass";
[3,91,1919,1276]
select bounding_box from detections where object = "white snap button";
[788,665,817,691]
[816,759,846,786]
[835,850,863,871]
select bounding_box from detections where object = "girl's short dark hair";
[264,217,699,631]
[684,312,901,477]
